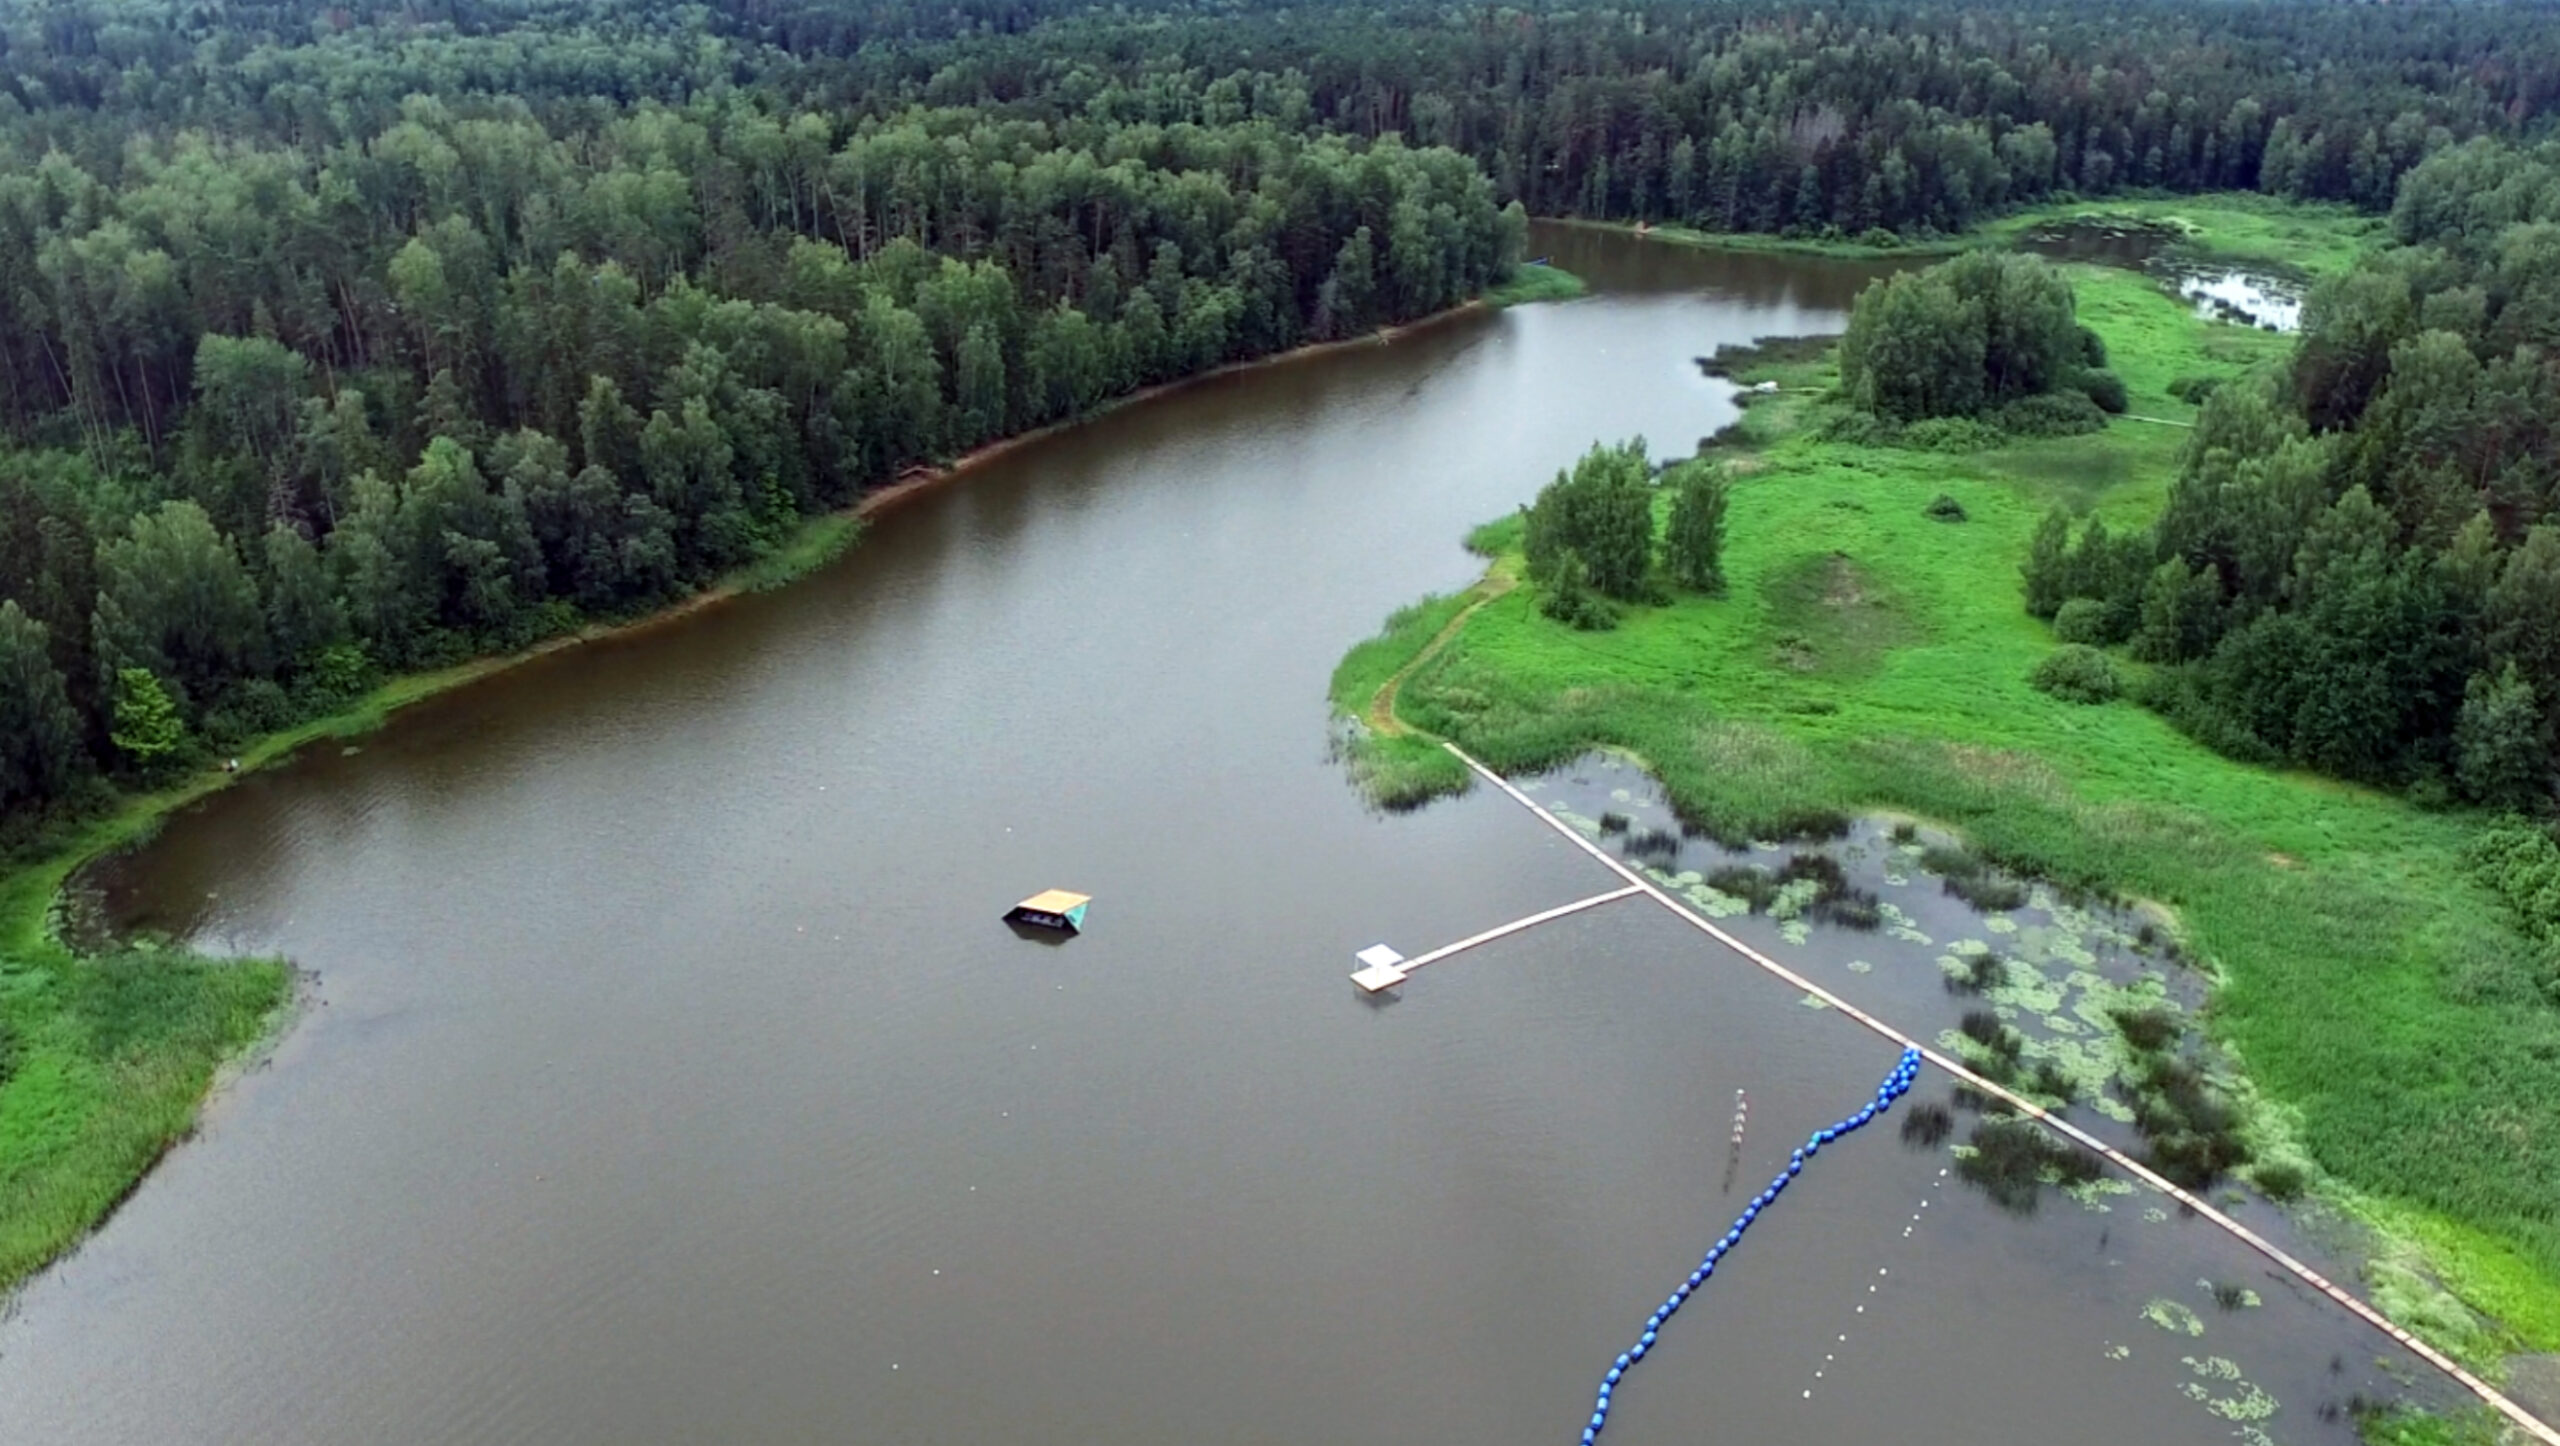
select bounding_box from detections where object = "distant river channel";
[0,226,2427,1445]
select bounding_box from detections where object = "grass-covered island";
[1335,178,2560,1401]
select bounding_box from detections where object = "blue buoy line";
[1577,1048,1924,1444]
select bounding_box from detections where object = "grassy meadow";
[1332,244,2560,1367]
[1578,189,2383,276]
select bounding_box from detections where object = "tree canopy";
[2031,138,2560,806]
[4,0,2560,829]
[1840,252,2115,426]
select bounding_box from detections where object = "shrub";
[1993,389,2106,437]
[2130,664,2282,765]
[2167,375,2223,406]
[2110,1005,2181,1053]
[2465,817,2560,944]
[2074,367,2129,413]
[1923,493,1968,522]
[2031,644,2120,703]
[1897,416,2007,451]
[1538,548,1619,630]
[2251,1161,2308,1201]
[1820,410,1898,446]
[2050,598,2110,645]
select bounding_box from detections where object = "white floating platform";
[1351,944,1410,993]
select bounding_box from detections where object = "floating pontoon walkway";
[1427,741,2560,1446]
[1351,884,1644,991]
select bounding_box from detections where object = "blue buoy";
[1572,1050,1911,1443]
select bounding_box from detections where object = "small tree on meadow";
[1524,438,1656,601]
[1664,468,1729,593]
[2022,507,2072,618]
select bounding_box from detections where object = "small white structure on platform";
[1351,943,1410,993]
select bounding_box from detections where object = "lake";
[0,225,2422,1444]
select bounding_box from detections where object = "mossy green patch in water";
[2145,1299,2207,1336]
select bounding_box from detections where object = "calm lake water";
[2,226,2423,1443]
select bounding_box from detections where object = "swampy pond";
[2023,219,2305,331]
[2,226,2429,1443]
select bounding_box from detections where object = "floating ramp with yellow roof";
[1004,889,1092,934]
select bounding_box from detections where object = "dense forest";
[6,0,2560,835]
[2027,137,2560,811]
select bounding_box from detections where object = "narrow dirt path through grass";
[1366,565,1516,737]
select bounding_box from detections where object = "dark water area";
[1,226,2422,1443]
[2020,220,2302,332]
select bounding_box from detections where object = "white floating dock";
[1350,944,1410,993]
[1350,885,1644,992]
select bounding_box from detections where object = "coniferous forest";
[6,0,2560,833]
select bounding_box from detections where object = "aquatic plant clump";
[2128,1054,2252,1189]
[1955,1117,2103,1212]
[2143,1298,2207,1337]
[1901,1100,1956,1147]
[1918,844,2032,911]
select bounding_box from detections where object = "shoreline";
[0,291,1513,1299]
[1327,252,2560,1380]
[9,297,1501,952]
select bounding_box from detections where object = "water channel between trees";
[0,225,2428,1444]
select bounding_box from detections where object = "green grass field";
[1331,256,2560,1367]
[1576,190,2383,274]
